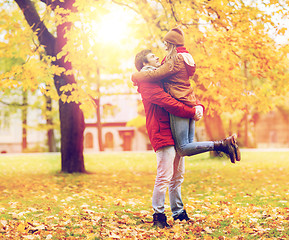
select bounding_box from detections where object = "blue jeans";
[170,114,214,156]
[152,146,184,217]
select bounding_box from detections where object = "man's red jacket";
[137,81,197,152]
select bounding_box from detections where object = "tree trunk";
[95,98,104,151]
[54,1,85,172]
[22,90,28,151]
[243,60,249,147]
[204,112,226,141]
[45,95,56,152]
[95,68,104,151]
[59,98,85,173]
[15,0,86,172]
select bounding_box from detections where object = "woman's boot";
[214,135,240,163]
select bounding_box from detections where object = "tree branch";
[0,100,27,107]
[39,0,53,6]
[14,0,56,56]
[111,0,140,14]
[168,0,179,23]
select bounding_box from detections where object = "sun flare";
[90,6,133,45]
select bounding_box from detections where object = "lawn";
[0,151,288,239]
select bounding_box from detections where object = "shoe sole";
[227,136,236,164]
[231,134,241,162]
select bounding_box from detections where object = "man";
[133,49,204,228]
[133,49,239,229]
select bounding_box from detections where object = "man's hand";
[194,105,203,121]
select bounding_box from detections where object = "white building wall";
[0,106,22,153]
[26,108,47,149]
[0,92,59,153]
[84,125,149,152]
[84,93,149,152]
[102,127,125,151]
[0,93,148,153]
[131,129,151,151]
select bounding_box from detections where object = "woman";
[132,27,241,163]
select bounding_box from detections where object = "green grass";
[0,151,288,239]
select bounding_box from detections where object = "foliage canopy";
[1,0,289,116]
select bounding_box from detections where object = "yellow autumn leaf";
[278,27,287,35]
[17,223,26,233]
[60,94,67,103]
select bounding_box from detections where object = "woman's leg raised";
[170,114,214,156]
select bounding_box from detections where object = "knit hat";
[163,27,184,46]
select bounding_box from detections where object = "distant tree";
[125,0,289,145]
[2,0,289,162]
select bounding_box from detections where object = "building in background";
[253,108,289,148]
[84,94,151,152]
[2,93,288,153]
[0,100,50,153]
[0,94,151,153]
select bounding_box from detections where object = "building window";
[105,132,114,149]
[85,132,93,148]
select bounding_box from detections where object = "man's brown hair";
[134,49,151,71]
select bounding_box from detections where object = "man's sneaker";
[173,209,190,221]
[214,135,237,163]
[153,213,171,229]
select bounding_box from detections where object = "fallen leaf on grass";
[204,226,213,234]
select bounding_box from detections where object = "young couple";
[132,27,241,229]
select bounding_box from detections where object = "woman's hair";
[165,42,178,66]
[135,49,151,71]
